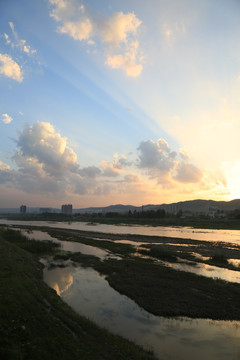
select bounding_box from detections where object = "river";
[2,220,240,359]
[2,219,240,243]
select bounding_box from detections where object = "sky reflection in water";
[43,264,240,360]
[2,219,240,244]
[7,224,240,359]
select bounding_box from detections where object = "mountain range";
[1,199,240,214]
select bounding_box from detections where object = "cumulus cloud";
[49,0,143,76]
[15,122,79,177]
[137,138,176,172]
[2,113,13,124]
[0,120,203,202]
[0,53,23,82]
[137,138,202,185]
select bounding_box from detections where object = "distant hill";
[1,199,240,215]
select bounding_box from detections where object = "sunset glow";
[1,0,240,208]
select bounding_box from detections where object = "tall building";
[20,205,27,214]
[61,204,72,215]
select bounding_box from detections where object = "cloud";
[99,12,141,44]
[0,53,23,82]
[79,166,101,178]
[101,154,131,177]
[2,113,13,124]
[137,138,176,172]
[101,160,121,177]
[0,120,204,204]
[174,162,202,183]
[106,41,143,77]
[49,0,143,76]
[1,22,39,83]
[124,173,140,183]
[162,21,186,42]
[4,22,37,56]
[137,138,202,186]
[0,161,10,170]
[15,121,79,177]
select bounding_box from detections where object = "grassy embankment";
[0,228,156,360]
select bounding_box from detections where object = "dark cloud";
[80,166,102,178]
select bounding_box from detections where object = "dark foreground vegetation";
[96,258,240,320]
[0,228,156,360]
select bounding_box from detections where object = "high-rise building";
[20,205,27,214]
[61,204,72,215]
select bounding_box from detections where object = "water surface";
[2,219,240,244]
[21,229,108,259]
[43,263,240,360]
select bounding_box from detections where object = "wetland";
[1,221,240,359]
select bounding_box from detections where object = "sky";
[0,0,240,209]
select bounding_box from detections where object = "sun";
[223,162,240,200]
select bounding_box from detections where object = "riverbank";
[0,229,156,360]
[2,213,240,230]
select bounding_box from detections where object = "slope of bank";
[0,233,156,360]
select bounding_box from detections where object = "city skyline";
[1,0,240,208]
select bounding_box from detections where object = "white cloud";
[15,121,79,177]
[0,120,204,202]
[99,12,141,44]
[106,41,143,77]
[58,18,93,40]
[2,113,13,124]
[49,0,143,76]
[5,22,37,56]
[0,53,23,82]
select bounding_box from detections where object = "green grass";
[0,229,156,360]
[2,228,60,255]
[94,257,240,320]
[139,246,178,262]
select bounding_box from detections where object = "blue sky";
[1,0,240,208]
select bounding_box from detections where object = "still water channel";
[13,226,240,359]
[2,219,240,243]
